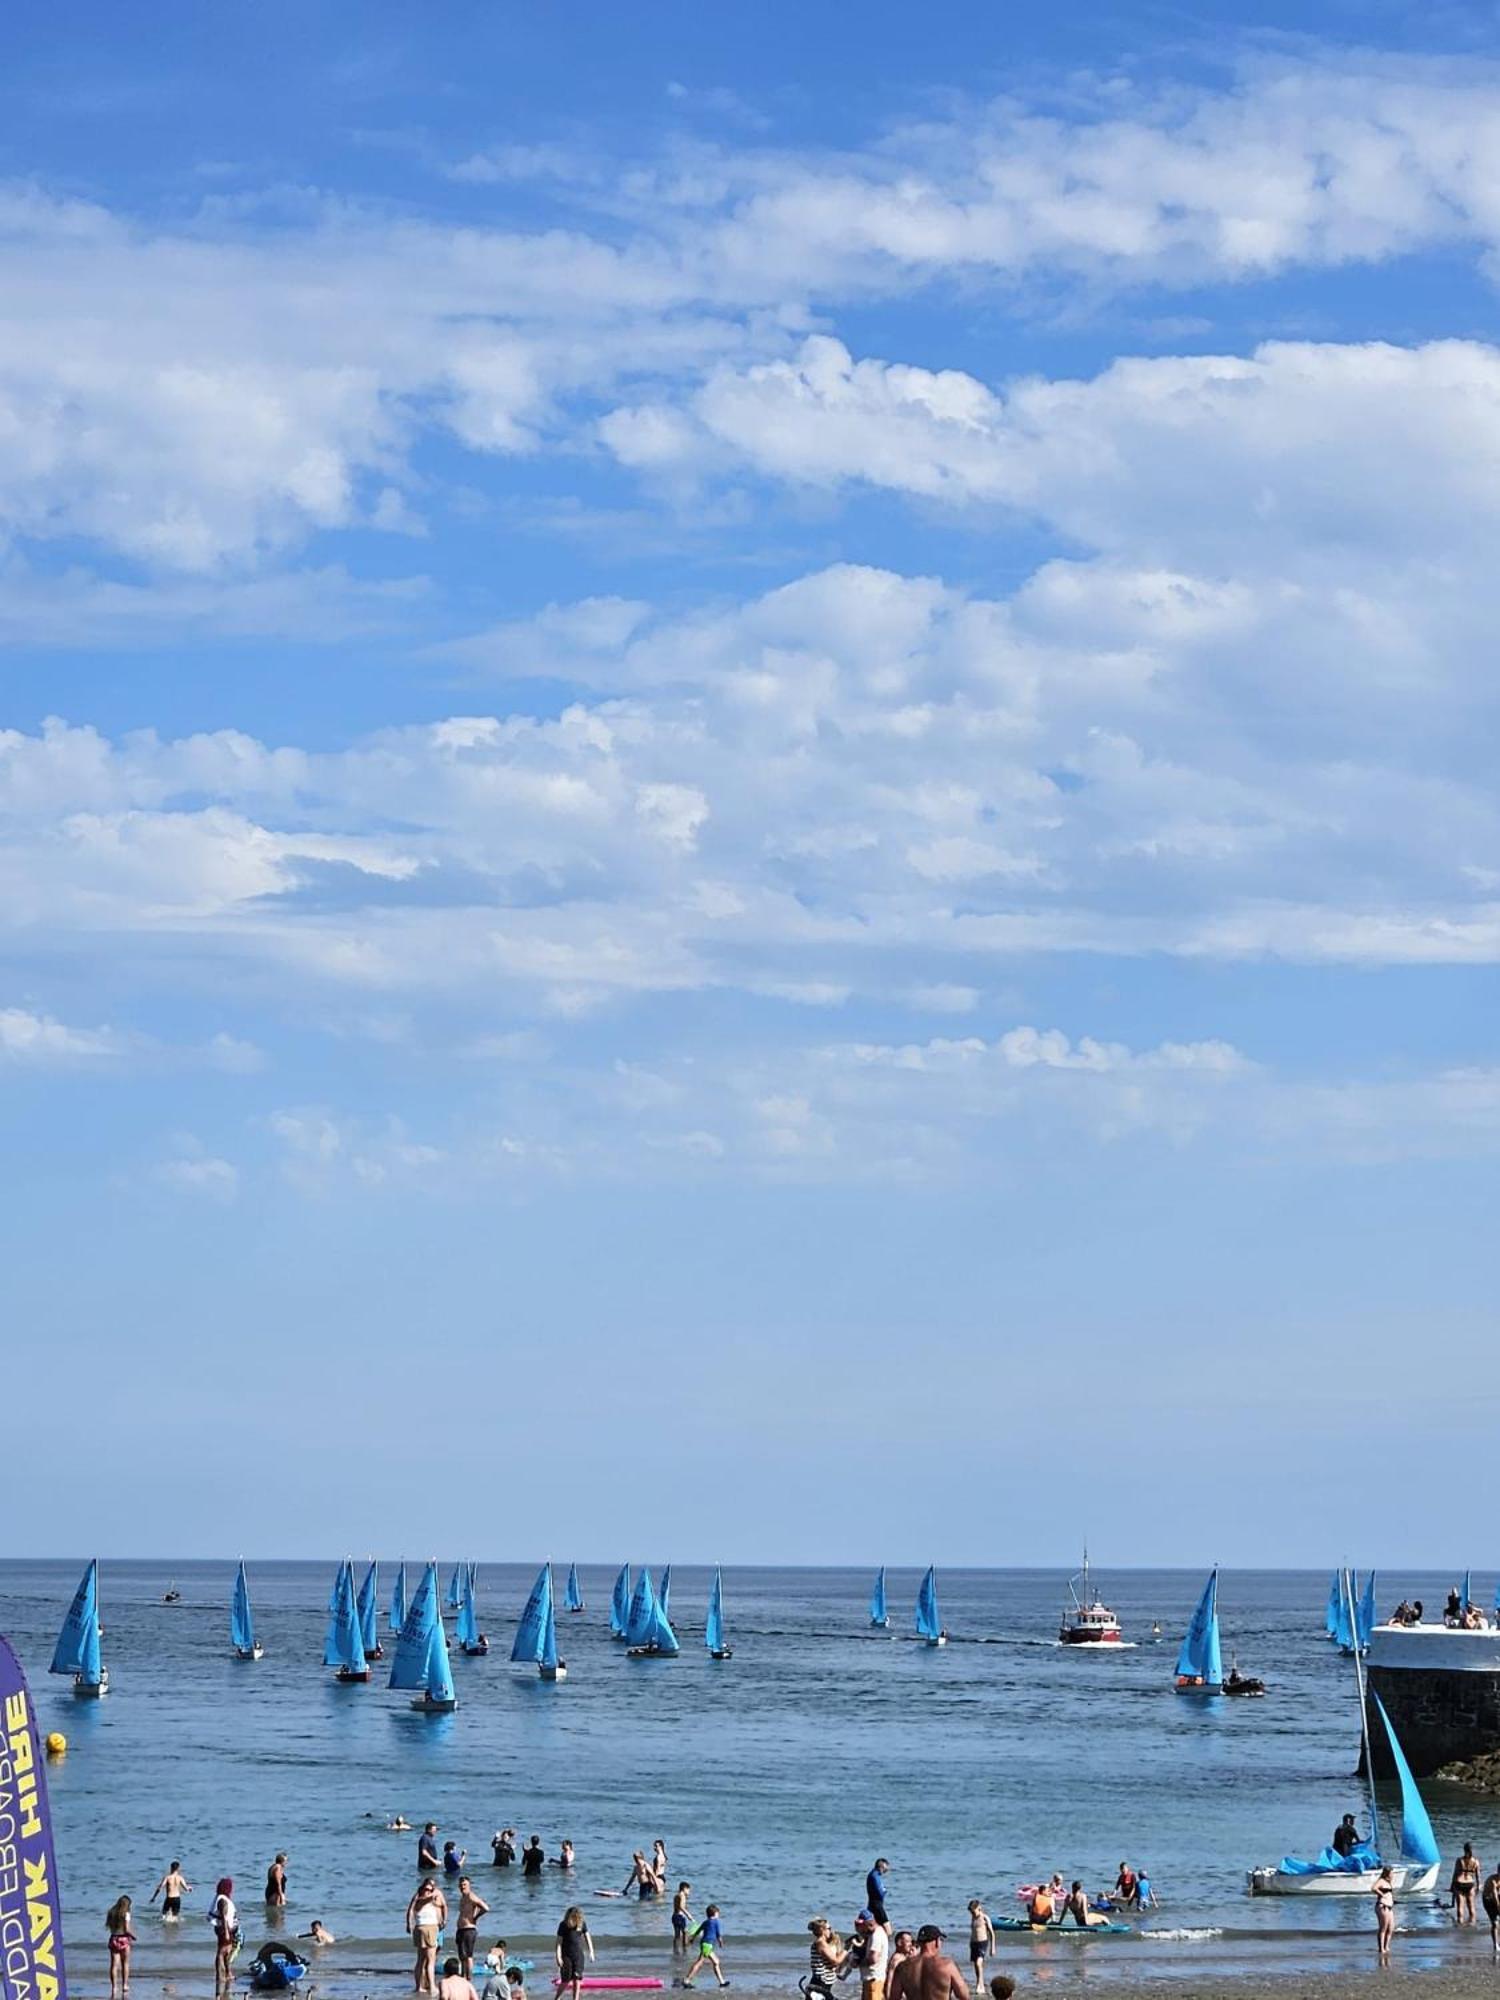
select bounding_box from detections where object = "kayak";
[993,1917,1133,1936]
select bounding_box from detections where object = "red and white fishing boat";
[1058,1555,1123,1645]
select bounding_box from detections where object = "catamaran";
[1058,1554,1123,1645]
[915,1565,946,1647]
[563,1563,585,1614]
[511,1563,567,1680]
[357,1558,383,1661]
[706,1565,732,1660]
[231,1559,263,1660]
[1175,1568,1224,1694]
[325,1558,369,1683]
[391,1562,458,1713]
[52,1558,108,1698]
[457,1564,489,1655]
[390,1562,408,1633]
[869,1567,889,1630]
[1250,1570,1439,1896]
[609,1563,632,1639]
[625,1566,681,1657]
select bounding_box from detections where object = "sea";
[8,1560,1500,1995]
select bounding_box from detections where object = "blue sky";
[3,1,1498,1564]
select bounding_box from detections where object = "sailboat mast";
[1344,1566,1381,1849]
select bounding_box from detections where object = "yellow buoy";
[45,1732,67,1757]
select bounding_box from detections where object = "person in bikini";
[1452,1843,1482,1925]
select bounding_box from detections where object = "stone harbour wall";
[1366,1664,1500,1778]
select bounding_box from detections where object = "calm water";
[8,1560,1500,1990]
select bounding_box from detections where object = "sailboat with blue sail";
[869,1567,889,1630]
[1175,1568,1223,1694]
[1250,1569,1440,1895]
[446,1563,465,1612]
[511,1564,567,1679]
[625,1567,680,1657]
[659,1566,673,1621]
[325,1558,369,1682]
[390,1561,457,1712]
[706,1565,732,1660]
[610,1564,632,1640]
[51,1558,108,1697]
[563,1563,585,1614]
[457,1563,489,1655]
[1356,1571,1377,1653]
[1333,1573,1357,1654]
[357,1558,383,1661]
[231,1559,263,1660]
[390,1563,408,1633]
[1324,1571,1342,1641]
[914,1565,946,1647]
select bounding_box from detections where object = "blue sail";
[915,1565,942,1641]
[324,1559,364,1671]
[659,1566,673,1620]
[357,1559,380,1657]
[870,1567,888,1626]
[51,1560,99,1676]
[390,1563,408,1632]
[424,1617,456,1705]
[625,1567,658,1648]
[389,1563,440,1689]
[1463,1569,1473,1614]
[1334,1574,1356,1651]
[457,1566,481,1650]
[231,1561,256,1653]
[610,1564,631,1638]
[1357,1570,1377,1651]
[447,1563,464,1610]
[1324,1571,1341,1638]
[706,1567,727,1653]
[648,1592,680,1655]
[1372,1692,1440,1867]
[564,1564,584,1612]
[79,1599,103,1685]
[1176,1568,1223,1686]
[510,1565,551,1663]
[540,1570,561,1673]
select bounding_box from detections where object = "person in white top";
[407,1879,449,1995]
[210,1879,238,1996]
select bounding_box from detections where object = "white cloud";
[153,1153,239,1201]
[0,1006,123,1063]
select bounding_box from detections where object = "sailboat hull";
[540,1663,567,1681]
[73,1673,108,1699]
[924,1635,947,1648]
[1175,1678,1222,1695]
[1248,1863,1438,1897]
[235,1645,264,1661]
[411,1693,458,1712]
[334,1667,370,1683]
[710,1648,734,1660]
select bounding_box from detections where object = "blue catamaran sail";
[324,1559,366,1676]
[563,1563,584,1613]
[869,1567,889,1629]
[1324,1571,1342,1641]
[915,1566,943,1644]
[658,1566,673,1621]
[610,1564,632,1639]
[357,1559,381,1658]
[1175,1568,1224,1691]
[390,1563,408,1632]
[511,1566,551,1663]
[52,1559,106,1691]
[1373,1692,1441,1870]
[231,1560,259,1657]
[1356,1570,1377,1652]
[706,1566,730,1657]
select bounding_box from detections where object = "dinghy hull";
[1248,1863,1438,1897]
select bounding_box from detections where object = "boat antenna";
[1344,1566,1381,1853]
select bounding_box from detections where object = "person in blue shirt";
[444,1843,467,1877]
[680,1906,727,1988]
[865,1862,890,1932]
[419,1826,440,1870]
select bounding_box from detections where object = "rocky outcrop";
[1433,1750,1500,1794]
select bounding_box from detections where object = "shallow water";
[8,1560,1500,1991]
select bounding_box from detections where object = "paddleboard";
[993,1917,1132,1936]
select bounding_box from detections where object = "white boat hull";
[73,1673,108,1699]
[410,1694,458,1712]
[540,1664,567,1681]
[235,1645,264,1661]
[1248,1863,1439,1898]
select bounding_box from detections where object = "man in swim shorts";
[151,1861,192,1919]
[886,1926,970,2000]
[456,1879,489,1978]
[680,1905,728,1988]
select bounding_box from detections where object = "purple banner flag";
[0,1636,65,2000]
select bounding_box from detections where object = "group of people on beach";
[805,1863,1025,2000]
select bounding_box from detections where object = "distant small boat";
[1175,1568,1224,1694]
[163,1583,181,1604]
[658,1566,673,1622]
[446,1562,465,1612]
[624,1566,680,1657]
[1059,1554,1122,1645]
[357,1558,383,1661]
[390,1562,457,1713]
[869,1567,889,1630]
[1223,1659,1266,1697]
[1324,1571,1342,1642]
[563,1563,585,1614]
[325,1559,369,1683]
[457,1564,488,1656]
[52,1558,108,1697]
[706,1565,732,1660]
[231,1559,263,1660]
[915,1565,946,1647]
[390,1562,408,1633]
[609,1564,632,1640]
[511,1564,566,1680]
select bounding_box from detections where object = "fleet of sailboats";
[231,1560,262,1660]
[51,1558,107,1697]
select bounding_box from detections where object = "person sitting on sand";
[1059,1883,1110,1930]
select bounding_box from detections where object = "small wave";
[1140,1927,1223,1942]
